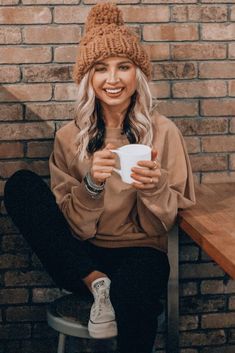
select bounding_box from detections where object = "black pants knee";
[4,169,96,295]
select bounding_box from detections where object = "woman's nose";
[106,70,120,83]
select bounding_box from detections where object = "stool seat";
[47,294,94,339]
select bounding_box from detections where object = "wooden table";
[179,183,235,279]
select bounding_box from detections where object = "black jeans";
[4,170,170,353]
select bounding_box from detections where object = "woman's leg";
[108,247,170,353]
[4,169,97,295]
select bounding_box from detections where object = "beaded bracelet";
[84,172,105,198]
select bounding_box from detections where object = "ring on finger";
[153,160,159,170]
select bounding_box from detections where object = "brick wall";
[0,0,235,352]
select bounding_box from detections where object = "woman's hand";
[131,149,161,190]
[90,143,116,185]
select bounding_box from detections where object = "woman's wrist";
[84,172,105,198]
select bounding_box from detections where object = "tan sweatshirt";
[49,112,195,253]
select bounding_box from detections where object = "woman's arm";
[49,132,105,240]
[135,123,196,235]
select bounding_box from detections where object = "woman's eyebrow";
[94,60,132,65]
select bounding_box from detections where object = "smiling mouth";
[104,88,124,94]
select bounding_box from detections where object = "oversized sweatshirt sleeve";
[137,118,196,234]
[49,130,105,240]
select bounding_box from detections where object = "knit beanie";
[73,2,152,84]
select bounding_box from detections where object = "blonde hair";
[75,67,154,161]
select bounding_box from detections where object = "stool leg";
[57,333,66,353]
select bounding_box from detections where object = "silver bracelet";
[85,172,105,191]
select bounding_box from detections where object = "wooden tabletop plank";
[179,183,235,279]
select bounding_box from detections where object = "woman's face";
[92,56,137,111]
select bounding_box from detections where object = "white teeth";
[105,88,122,94]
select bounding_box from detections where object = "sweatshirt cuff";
[72,179,105,209]
[138,169,169,197]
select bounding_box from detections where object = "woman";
[4,3,195,353]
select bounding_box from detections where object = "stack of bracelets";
[84,172,105,199]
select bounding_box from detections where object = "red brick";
[54,83,77,100]
[23,65,72,82]
[0,160,49,178]
[153,62,197,80]
[190,154,227,172]
[0,0,19,4]
[143,24,198,41]
[142,0,197,3]
[125,5,169,22]
[0,66,20,83]
[231,5,235,20]
[6,306,46,322]
[172,5,227,22]
[174,118,228,135]
[180,315,198,331]
[202,136,235,152]
[0,288,28,304]
[229,81,235,97]
[149,82,170,98]
[181,262,224,279]
[84,0,139,3]
[0,254,29,269]
[0,84,52,102]
[0,324,31,339]
[200,62,235,79]
[180,330,226,346]
[201,99,235,116]
[23,0,79,3]
[202,172,235,184]
[32,288,61,303]
[25,102,75,120]
[230,154,235,170]
[184,137,200,154]
[4,270,53,286]
[231,118,235,133]
[202,24,235,40]
[202,346,235,353]
[54,6,90,23]
[0,47,51,64]
[0,142,24,158]
[0,181,5,197]
[229,43,235,59]
[229,297,235,310]
[157,100,198,117]
[0,27,21,44]
[0,7,51,24]
[202,313,235,329]
[54,45,77,63]
[143,43,170,61]
[201,0,235,2]
[172,43,226,60]
[173,81,226,98]
[23,25,82,44]
[27,141,54,158]
[0,122,54,140]
[0,104,23,121]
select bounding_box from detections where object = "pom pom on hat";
[73,2,152,83]
[85,2,124,33]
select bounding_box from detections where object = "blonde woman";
[4,3,195,353]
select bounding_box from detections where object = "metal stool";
[47,293,104,353]
[47,225,179,353]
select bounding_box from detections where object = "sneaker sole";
[88,319,117,339]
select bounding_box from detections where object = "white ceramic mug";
[111,144,151,184]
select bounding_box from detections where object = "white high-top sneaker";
[88,277,118,339]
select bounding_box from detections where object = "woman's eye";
[119,65,130,71]
[95,67,106,72]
